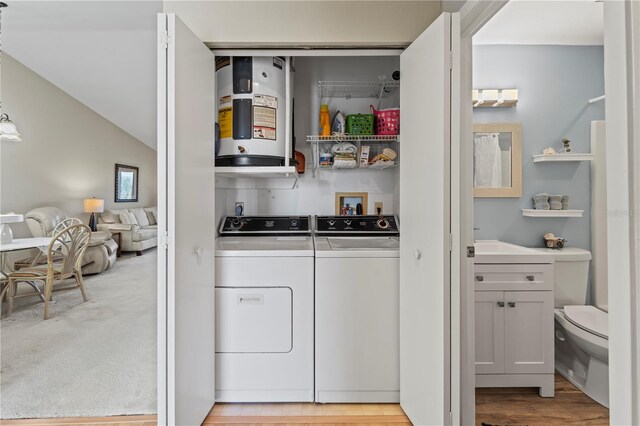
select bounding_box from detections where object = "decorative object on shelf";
[331,110,346,135]
[562,138,572,153]
[0,213,24,244]
[533,193,551,210]
[83,197,105,232]
[115,163,139,203]
[371,105,400,135]
[544,232,566,249]
[542,147,556,155]
[0,113,22,142]
[562,195,570,210]
[335,192,368,216]
[346,113,374,135]
[472,89,518,108]
[549,194,563,210]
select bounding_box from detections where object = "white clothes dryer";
[215,216,314,402]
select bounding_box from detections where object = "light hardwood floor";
[3,376,609,426]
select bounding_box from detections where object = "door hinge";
[467,246,475,258]
[449,233,453,252]
[160,31,170,49]
[449,51,453,69]
[159,231,170,250]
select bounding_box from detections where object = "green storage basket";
[346,114,374,135]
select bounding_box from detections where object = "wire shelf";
[306,135,398,143]
[318,80,400,99]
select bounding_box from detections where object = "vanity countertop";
[474,240,555,264]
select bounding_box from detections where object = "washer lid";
[215,236,314,257]
[563,305,608,339]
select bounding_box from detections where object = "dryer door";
[216,287,293,353]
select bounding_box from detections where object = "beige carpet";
[0,250,157,419]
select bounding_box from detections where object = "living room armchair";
[22,207,117,275]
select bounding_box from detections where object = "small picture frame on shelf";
[335,192,368,216]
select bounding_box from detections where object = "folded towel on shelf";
[333,158,358,169]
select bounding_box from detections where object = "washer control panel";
[315,215,399,236]
[219,216,311,236]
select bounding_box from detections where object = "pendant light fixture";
[0,2,21,142]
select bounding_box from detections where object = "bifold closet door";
[157,13,216,426]
[399,12,460,426]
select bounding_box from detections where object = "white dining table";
[0,237,53,301]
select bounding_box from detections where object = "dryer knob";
[344,220,352,226]
[376,218,390,229]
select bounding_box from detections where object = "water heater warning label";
[218,107,232,139]
[253,106,276,140]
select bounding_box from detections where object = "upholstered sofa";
[23,206,118,275]
[97,207,157,255]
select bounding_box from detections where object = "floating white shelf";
[215,167,299,190]
[522,209,584,218]
[318,80,400,99]
[533,153,594,163]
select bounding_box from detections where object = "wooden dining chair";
[1,224,91,320]
[13,217,82,271]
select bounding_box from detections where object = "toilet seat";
[563,305,608,339]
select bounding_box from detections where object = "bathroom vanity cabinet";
[474,263,555,397]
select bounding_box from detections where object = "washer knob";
[230,218,243,229]
[376,218,390,229]
[328,220,336,226]
[344,220,352,226]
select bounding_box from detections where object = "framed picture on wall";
[115,163,139,202]
[335,192,368,216]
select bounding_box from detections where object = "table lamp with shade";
[83,198,104,232]
[0,213,24,244]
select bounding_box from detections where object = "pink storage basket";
[370,105,400,135]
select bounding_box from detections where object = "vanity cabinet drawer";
[474,264,553,291]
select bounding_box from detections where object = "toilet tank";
[536,247,592,308]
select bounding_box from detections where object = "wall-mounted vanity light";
[472,89,518,108]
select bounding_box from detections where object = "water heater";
[215,56,291,167]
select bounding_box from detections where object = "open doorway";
[469,1,610,424]
[0,2,160,422]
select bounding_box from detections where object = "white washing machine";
[314,215,400,403]
[215,216,314,402]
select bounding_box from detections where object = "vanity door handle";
[508,302,516,308]
[476,275,484,282]
[497,301,505,307]
[526,275,535,282]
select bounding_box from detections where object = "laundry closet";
[158,11,459,426]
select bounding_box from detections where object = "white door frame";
[457,1,640,424]
[603,1,640,424]
[454,2,508,425]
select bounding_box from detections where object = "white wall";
[219,56,401,218]
[164,1,441,48]
[0,55,157,238]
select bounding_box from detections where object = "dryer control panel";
[219,216,311,236]
[315,215,399,236]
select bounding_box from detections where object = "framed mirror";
[473,123,522,198]
[115,163,139,202]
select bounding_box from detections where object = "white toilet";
[537,247,609,407]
